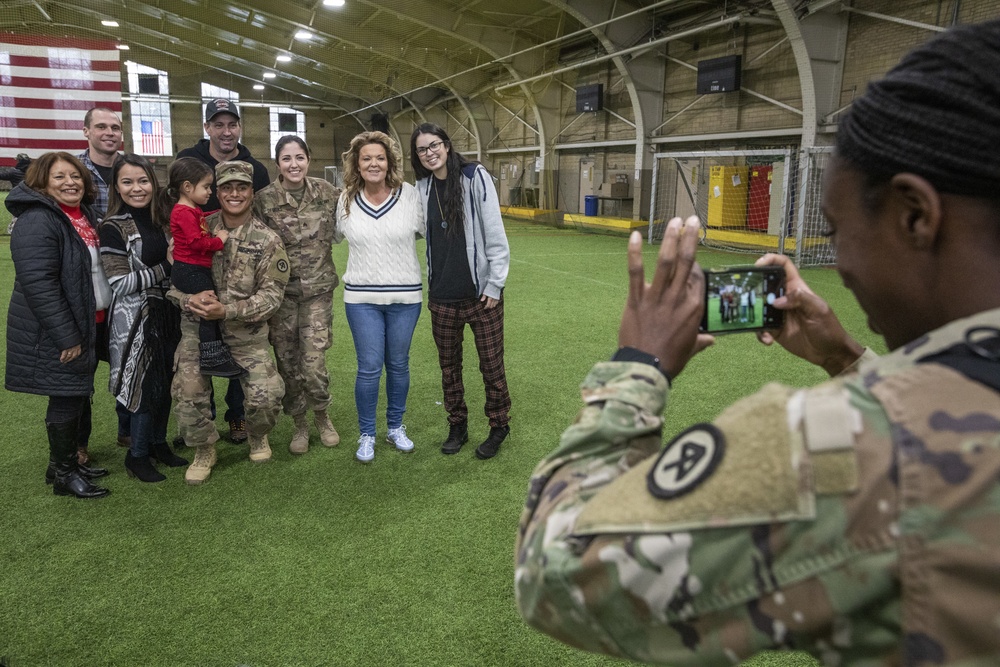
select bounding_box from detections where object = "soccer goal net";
[648,147,836,267]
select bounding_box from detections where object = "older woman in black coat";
[5,152,113,499]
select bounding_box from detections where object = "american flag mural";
[0,34,122,167]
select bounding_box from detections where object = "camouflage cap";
[216,160,254,186]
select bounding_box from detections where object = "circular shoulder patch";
[647,423,725,500]
[276,258,289,273]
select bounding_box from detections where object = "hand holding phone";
[700,266,785,334]
[754,254,865,376]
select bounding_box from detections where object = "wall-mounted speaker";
[370,113,389,133]
[575,83,604,113]
[696,55,742,94]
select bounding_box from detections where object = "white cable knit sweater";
[337,182,425,305]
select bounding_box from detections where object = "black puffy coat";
[5,183,99,397]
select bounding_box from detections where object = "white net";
[649,148,836,267]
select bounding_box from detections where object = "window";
[125,61,172,156]
[269,107,306,158]
[201,83,240,139]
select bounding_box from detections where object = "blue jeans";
[344,302,421,436]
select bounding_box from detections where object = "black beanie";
[836,19,1000,197]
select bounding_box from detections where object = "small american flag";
[0,34,122,167]
[140,119,164,154]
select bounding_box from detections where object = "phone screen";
[701,267,785,334]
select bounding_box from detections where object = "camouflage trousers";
[268,292,333,417]
[172,318,284,446]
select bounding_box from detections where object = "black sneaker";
[441,421,468,455]
[475,425,509,460]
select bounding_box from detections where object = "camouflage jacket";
[254,177,341,300]
[169,213,289,347]
[516,308,1000,666]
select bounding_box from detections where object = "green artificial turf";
[0,220,884,666]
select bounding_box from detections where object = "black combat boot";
[475,425,510,460]
[441,421,468,455]
[47,421,110,499]
[199,340,248,379]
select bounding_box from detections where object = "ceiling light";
[253,84,265,90]
[102,20,119,27]
[294,30,313,41]
[276,55,291,62]
[263,72,277,79]
[116,44,129,50]
[323,0,346,6]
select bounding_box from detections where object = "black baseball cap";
[205,98,240,122]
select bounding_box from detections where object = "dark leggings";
[46,396,91,447]
[172,261,223,345]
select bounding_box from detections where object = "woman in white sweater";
[337,131,425,463]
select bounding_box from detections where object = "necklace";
[433,180,447,230]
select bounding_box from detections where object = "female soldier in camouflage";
[255,136,342,454]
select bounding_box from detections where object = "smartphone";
[700,266,785,334]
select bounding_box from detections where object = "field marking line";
[510,257,621,288]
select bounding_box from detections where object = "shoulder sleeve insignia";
[647,423,725,499]
[276,258,289,274]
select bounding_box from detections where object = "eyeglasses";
[415,140,444,156]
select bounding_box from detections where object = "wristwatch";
[612,346,671,384]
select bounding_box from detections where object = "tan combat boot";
[314,410,340,447]
[289,414,310,455]
[248,433,272,463]
[185,445,217,485]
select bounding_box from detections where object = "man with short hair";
[78,107,122,219]
[176,99,270,443]
[177,99,270,210]
[170,161,288,485]
[79,106,130,455]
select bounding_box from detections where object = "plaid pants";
[428,296,511,428]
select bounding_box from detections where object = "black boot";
[441,421,468,455]
[47,421,110,499]
[475,425,510,460]
[124,451,166,483]
[150,441,189,467]
[45,460,109,485]
[199,341,248,379]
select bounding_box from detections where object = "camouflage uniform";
[170,211,290,448]
[516,308,1000,666]
[254,177,341,417]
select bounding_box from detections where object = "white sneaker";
[356,434,375,463]
[387,425,414,453]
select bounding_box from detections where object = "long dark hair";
[157,157,213,214]
[105,154,169,231]
[409,123,470,237]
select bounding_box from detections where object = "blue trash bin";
[584,195,598,216]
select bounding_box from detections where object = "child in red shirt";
[165,157,245,378]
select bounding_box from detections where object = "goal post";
[648,147,836,267]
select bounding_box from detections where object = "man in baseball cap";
[177,99,269,211]
[215,160,254,186]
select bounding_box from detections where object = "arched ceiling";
[1,0,775,118]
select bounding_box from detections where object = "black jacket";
[5,183,99,397]
[176,139,271,211]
